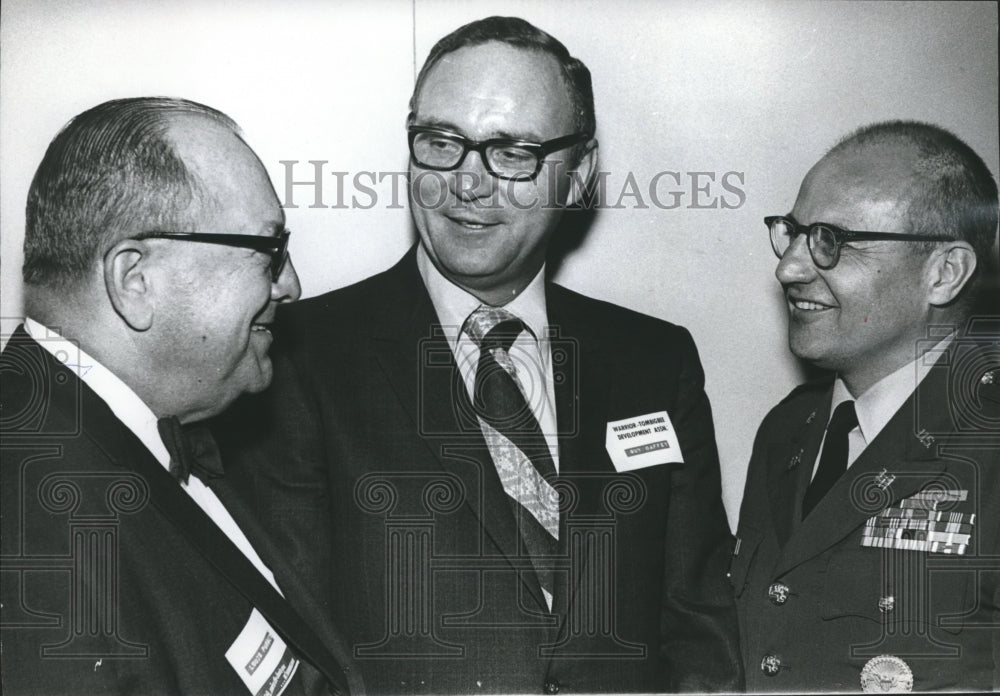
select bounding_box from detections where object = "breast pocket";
[821,542,972,635]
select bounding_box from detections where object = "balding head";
[23,97,239,290]
[825,121,998,281]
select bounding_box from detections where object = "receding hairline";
[156,110,267,220]
[410,41,577,117]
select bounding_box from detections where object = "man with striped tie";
[734,121,1000,692]
[219,15,740,695]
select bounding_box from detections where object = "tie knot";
[828,400,858,437]
[464,305,524,352]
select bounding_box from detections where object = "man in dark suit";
[0,98,362,695]
[734,121,1000,692]
[220,17,741,695]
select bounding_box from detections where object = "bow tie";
[157,416,225,484]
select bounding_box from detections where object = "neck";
[448,267,544,308]
[463,282,528,307]
[840,330,955,398]
[29,295,197,422]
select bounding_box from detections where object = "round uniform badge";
[860,655,913,693]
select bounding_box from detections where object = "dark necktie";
[157,416,225,484]
[802,400,858,519]
[465,305,558,606]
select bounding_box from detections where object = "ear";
[566,137,599,208]
[104,239,155,331]
[926,241,977,306]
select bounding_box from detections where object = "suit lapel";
[766,393,830,549]
[368,251,548,610]
[26,339,354,695]
[545,286,612,623]
[210,478,362,695]
[775,363,955,577]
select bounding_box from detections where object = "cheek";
[534,161,573,207]
[501,179,545,211]
[411,169,449,211]
[222,277,271,331]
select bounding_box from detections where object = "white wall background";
[2,0,997,527]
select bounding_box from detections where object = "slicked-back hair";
[409,16,596,141]
[23,97,240,287]
[829,120,999,282]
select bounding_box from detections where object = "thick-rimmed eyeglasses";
[766,215,955,270]
[142,230,290,280]
[408,126,589,181]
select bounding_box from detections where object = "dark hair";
[23,97,239,287]
[830,120,998,282]
[409,16,596,139]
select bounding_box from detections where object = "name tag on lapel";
[605,410,683,472]
[225,608,299,696]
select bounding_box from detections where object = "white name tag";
[225,609,299,696]
[605,410,683,472]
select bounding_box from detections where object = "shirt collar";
[415,243,550,350]
[24,317,171,469]
[829,332,955,445]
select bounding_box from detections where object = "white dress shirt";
[24,317,282,593]
[813,333,954,479]
[416,244,560,470]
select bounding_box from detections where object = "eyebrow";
[413,118,544,144]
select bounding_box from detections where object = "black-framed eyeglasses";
[142,230,291,280]
[408,126,590,181]
[766,215,956,270]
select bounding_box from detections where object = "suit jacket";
[0,327,363,696]
[217,248,742,694]
[734,336,1000,692]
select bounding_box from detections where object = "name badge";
[605,410,683,472]
[226,608,299,696]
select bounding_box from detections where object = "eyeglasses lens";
[486,145,537,179]
[412,132,464,168]
[412,132,539,179]
[810,226,838,268]
[770,218,793,257]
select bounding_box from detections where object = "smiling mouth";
[789,297,835,311]
[447,215,501,230]
[251,323,272,335]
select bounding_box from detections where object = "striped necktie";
[464,305,558,608]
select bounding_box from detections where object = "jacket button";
[760,654,782,676]
[767,582,790,605]
[878,595,895,613]
[543,680,560,694]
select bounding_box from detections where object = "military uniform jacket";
[217,248,742,694]
[733,339,1000,692]
[0,328,363,696]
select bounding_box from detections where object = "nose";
[451,149,497,202]
[272,256,302,303]
[775,233,816,285]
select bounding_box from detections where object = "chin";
[230,357,274,400]
[247,363,274,394]
[788,337,829,366]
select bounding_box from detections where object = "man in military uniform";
[734,120,1000,692]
